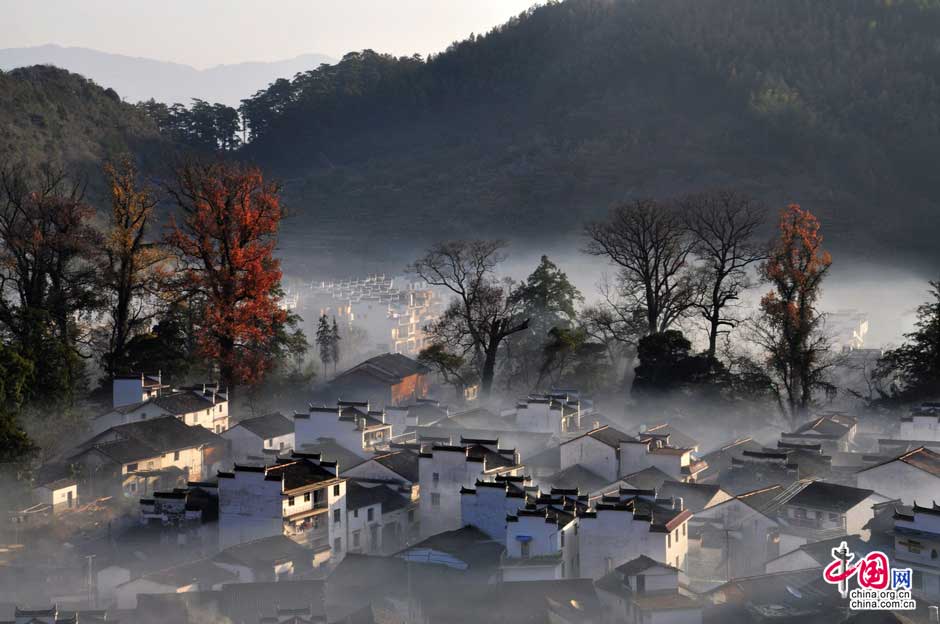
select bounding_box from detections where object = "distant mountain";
[0,44,335,106]
[234,0,940,270]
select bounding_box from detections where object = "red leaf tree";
[165,161,288,390]
[754,204,833,424]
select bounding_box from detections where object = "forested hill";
[238,0,940,267]
[0,66,171,178]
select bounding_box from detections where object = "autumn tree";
[751,204,834,425]
[585,199,696,335]
[99,157,167,374]
[412,240,528,398]
[165,161,302,390]
[681,190,767,362]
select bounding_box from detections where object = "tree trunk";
[480,345,499,398]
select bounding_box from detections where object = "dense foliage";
[230,0,940,257]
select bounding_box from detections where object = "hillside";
[0,45,335,107]
[237,0,940,272]
[0,65,171,178]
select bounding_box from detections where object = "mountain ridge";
[0,44,335,106]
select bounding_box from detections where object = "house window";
[667,533,671,548]
[173,451,180,461]
[683,523,686,537]
[431,493,441,508]
[367,508,374,522]
[304,492,311,502]
[126,463,138,472]
[333,484,340,496]
[218,405,222,412]
[333,537,342,553]
[353,531,360,547]
[560,530,565,548]
[288,496,295,506]
[520,541,530,558]
[353,509,359,518]
[432,472,440,486]
[333,509,341,523]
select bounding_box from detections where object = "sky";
[1,0,540,68]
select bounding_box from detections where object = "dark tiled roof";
[88,437,162,464]
[786,481,874,513]
[335,352,428,384]
[152,391,217,415]
[371,450,419,482]
[110,415,223,453]
[268,458,338,491]
[861,446,940,477]
[620,466,677,491]
[235,413,293,439]
[789,413,857,437]
[346,481,410,513]
[641,423,699,449]
[659,481,728,512]
[564,424,635,449]
[213,535,311,569]
[616,554,678,576]
[299,438,363,471]
[143,557,239,587]
[541,464,607,493]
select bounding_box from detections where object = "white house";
[112,372,167,407]
[578,488,691,580]
[780,412,857,454]
[857,447,940,504]
[894,501,940,600]
[900,403,940,442]
[345,480,415,555]
[294,402,392,458]
[34,477,78,513]
[89,383,231,438]
[560,426,706,484]
[222,412,294,461]
[777,480,885,543]
[595,555,702,624]
[217,453,347,569]
[502,505,578,582]
[418,438,523,538]
[461,475,533,541]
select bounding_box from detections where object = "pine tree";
[316,315,333,373]
[330,317,342,373]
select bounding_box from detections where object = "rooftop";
[786,480,874,513]
[233,412,293,439]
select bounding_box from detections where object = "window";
[333,509,341,523]
[333,484,340,496]
[560,530,565,548]
[304,492,311,502]
[173,451,180,461]
[218,405,222,412]
[353,531,360,547]
[367,508,374,522]
[126,463,138,472]
[683,523,686,537]
[520,541,530,558]
[667,533,671,548]
[288,496,295,506]
[333,537,342,553]
[431,493,441,508]
[432,472,440,486]
[353,509,359,518]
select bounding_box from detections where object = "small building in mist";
[595,555,702,624]
[857,446,940,505]
[90,381,231,438]
[223,412,295,461]
[294,403,392,459]
[324,352,430,409]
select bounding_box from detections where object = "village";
[1,276,939,624]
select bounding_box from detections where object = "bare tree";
[680,190,767,362]
[585,199,696,335]
[411,240,528,398]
